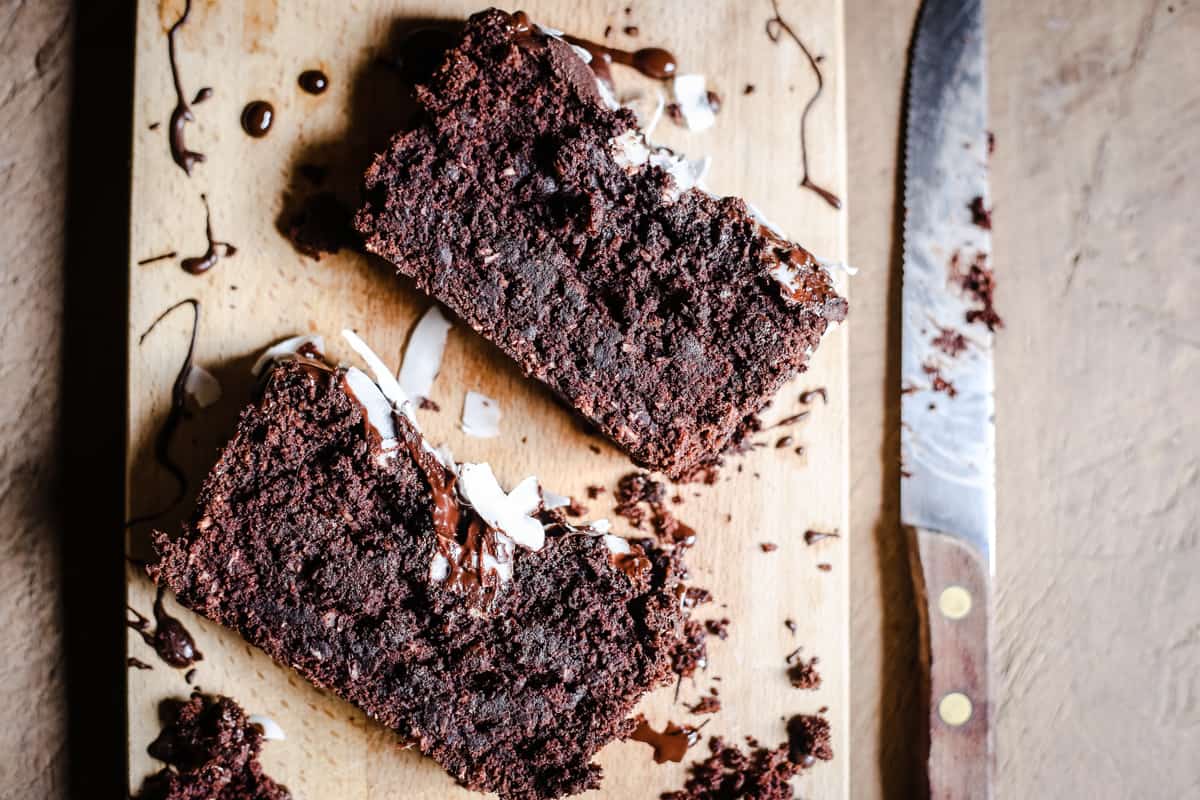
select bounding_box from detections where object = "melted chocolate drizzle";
[562,34,677,87]
[127,587,203,668]
[137,250,178,266]
[126,299,200,527]
[240,100,275,137]
[167,0,204,175]
[298,69,329,94]
[630,717,705,763]
[191,86,213,104]
[765,0,841,209]
[181,194,237,275]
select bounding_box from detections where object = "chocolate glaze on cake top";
[152,334,685,800]
[356,9,846,480]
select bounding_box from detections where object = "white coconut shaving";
[611,129,651,170]
[818,258,860,276]
[569,43,593,63]
[184,364,221,408]
[251,334,325,376]
[590,518,612,535]
[618,89,666,135]
[745,201,788,239]
[457,463,546,551]
[341,329,415,423]
[247,714,286,741]
[343,367,399,462]
[649,149,711,201]
[542,489,571,510]
[461,391,501,438]
[594,76,622,111]
[602,533,629,554]
[670,74,717,132]
[398,305,452,402]
[535,23,565,37]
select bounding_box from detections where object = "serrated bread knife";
[901,0,996,797]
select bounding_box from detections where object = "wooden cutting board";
[124,0,849,797]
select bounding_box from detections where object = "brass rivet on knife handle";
[908,526,995,800]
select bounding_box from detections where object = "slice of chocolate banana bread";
[356,8,846,479]
[150,341,683,800]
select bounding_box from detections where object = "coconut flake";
[251,334,325,376]
[457,463,545,551]
[462,391,501,438]
[595,77,622,111]
[745,201,788,239]
[649,149,711,201]
[602,533,630,554]
[398,305,452,403]
[611,129,651,170]
[542,489,571,510]
[535,23,565,38]
[343,366,398,461]
[590,518,613,535]
[247,714,286,741]
[671,74,717,132]
[184,364,221,408]
[818,258,860,277]
[341,330,411,416]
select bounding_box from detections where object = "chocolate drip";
[765,0,841,209]
[298,69,329,94]
[630,717,704,763]
[137,250,178,266]
[125,299,200,527]
[127,587,203,668]
[799,387,828,405]
[803,528,839,546]
[181,194,237,275]
[240,101,275,137]
[562,34,677,85]
[167,0,205,175]
[191,86,213,104]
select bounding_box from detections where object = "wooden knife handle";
[907,526,994,800]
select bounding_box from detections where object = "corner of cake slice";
[150,337,684,800]
[355,8,847,479]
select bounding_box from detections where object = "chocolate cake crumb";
[743,84,756,95]
[683,586,714,608]
[774,436,793,449]
[968,196,992,229]
[672,618,709,679]
[787,655,822,690]
[817,563,832,572]
[565,497,588,517]
[760,542,778,552]
[661,736,804,800]
[953,251,1004,331]
[922,361,958,397]
[803,528,839,546]
[704,618,730,640]
[624,25,640,36]
[586,484,606,499]
[356,10,845,479]
[688,696,722,715]
[133,694,291,800]
[784,619,797,635]
[787,713,833,765]
[931,327,968,357]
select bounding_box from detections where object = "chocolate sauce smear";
[166,0,205,175]
[125,299,201,527]
[181,194,237,275]
[127,587,203,668]
[562,34,677,87]
[765,0,841,209]
[191,86,213,104]
[298,69,329,94]
[240,100,275,137]
[631,717,704,763]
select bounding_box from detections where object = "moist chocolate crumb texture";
[150,335,685,800]
[356,9,847,480]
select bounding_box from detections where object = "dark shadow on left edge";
[59,2,135,797]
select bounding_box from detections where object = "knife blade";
[901,0,996,796]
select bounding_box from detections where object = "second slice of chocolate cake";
[151,337,684,800]
[356,9,847,479]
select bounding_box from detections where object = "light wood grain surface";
[1,1,1198,799]
[121,1,847,798]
